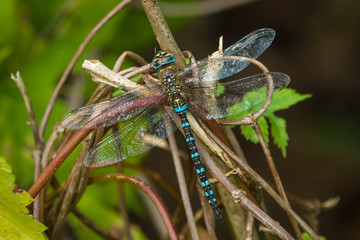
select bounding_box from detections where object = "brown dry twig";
[10,72,43,221]
[141,0,186,69]
[11,72,42,148]
[72,208,120,240]
[254,122,302,238]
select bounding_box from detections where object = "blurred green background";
[0,0,359,239]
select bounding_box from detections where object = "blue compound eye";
[162,54,175,65]
[150,60,161,70]
[150,51,175,70]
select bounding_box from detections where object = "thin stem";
[89,174,178,240]
[245,213,254,240]
[253,123,302,239]
[10,72,43,221]
[72,208,120,240]
[113,51,148,72]
[141,0,186,69]
[197,183,218,240]
[51,157,86,239]
[10,72,42,148]
[39,0,133,140]
[116,163,133,240]
[36,124,65,223]
[123,162,181,201]
[223,126,247,161]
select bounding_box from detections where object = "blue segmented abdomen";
[174,104,187,113]
[172,94,222,219]
[154,58,222,219]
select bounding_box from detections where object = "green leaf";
[267,113,288,157]
[0,157,47,239]
[302,232,326,240]
[227,87,268,120]
[240,116,269,144]
[216,82,225,97]
[240,125,258,143]
[258,116,270,144]
[227,88,310,156]
[0,156,16,189]
[266,88,311,112]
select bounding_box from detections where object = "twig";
[197,183,218,240]
[82,60,140,91]
[89,173,178,240]
[10,72,43,221]
[72,208,120,240]
[41,124,65,169]
[39,0,133,140]
[245,213,254,240]
[123,162,181,201]
[35,124,64,223]
[116,163,133,240]
[253,123,302,239]
[141,0,186,69]
[11,72,42,148]
[28,127,91,198]
[50,142,90,239]
[171,171,196,228]
[111,122,132,240]
[113,51,148,72]
[223,126,247,161]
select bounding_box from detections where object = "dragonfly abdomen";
[171,93,222,220]
[152,50,222,219]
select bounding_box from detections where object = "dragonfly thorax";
[162,76,181,96]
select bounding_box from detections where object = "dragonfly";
[62,28,290,220]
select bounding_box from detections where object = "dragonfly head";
[150,50,176,70]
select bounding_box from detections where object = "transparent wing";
[182,72,290,120]
[84,108,177,167]
[62,86,162,130]
[177,28,276,83]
